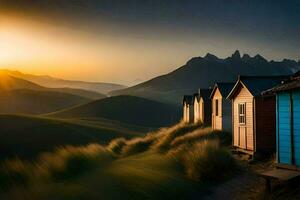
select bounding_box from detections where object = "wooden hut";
[182,95,194,123]
[193,89,212,125]
[227,76,286,155]
[263,72,300,169]
[210,82,235,131]
[193,93,201,123]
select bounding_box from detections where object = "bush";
[169,140,237,182]
[107,138,127,155]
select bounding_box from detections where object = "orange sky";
[0,13,197,85]
[1,6,298,86]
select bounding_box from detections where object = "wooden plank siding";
[293,91,300,166]
[203,98,212,125]
[194,98,200,123]
[277,93,292,164]
[222,100,232,131]
[232,85,254,151]
[212,88,222,130]
[255,96,276,153]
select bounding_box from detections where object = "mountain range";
[111,50,300,105]
[0,72,107,114]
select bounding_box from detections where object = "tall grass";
[36,144,114,181]
[0,122,237,195]
[0,159,31,190]
[151,122,203,152]
[107,137,127,155]
[169,139,237,182]
[171,128,231,148]
[0,144,114,191]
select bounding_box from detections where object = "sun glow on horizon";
[0,14,187,85]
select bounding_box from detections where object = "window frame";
[238,103,246,125]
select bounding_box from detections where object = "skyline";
[0,0,300,85]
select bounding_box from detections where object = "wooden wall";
[232,85,254,151]
[212,88,222,130]
[222,100,232,131]
[194,99,200,123]
[255,96,276,153]
[203,98,212,125]
[277,91,300,166]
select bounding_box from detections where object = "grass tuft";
[151,122,202,152]
[107,137,127,155]
[170,139,237,182]
[0,159,31,190]
[36,144,114,181]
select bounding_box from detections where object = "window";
[238,103,246,124]
[215,99,219,116]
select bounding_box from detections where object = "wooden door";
[239,126,247,149]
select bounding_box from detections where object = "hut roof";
[227,75,287,99]
[210,82,235,99]
[183,95,194,105]
[200,89,213,101]
[262,71,300,94]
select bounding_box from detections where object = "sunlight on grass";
[0,122,237,200]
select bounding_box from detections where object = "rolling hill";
[111,50,300,105]
[0,73,108,114]
[1,69,126,94]
[47,95,180,127]
[0,114,144,160]
[0,71,106,99]
[0,89,90,114]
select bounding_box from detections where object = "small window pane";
[238,103,246,124]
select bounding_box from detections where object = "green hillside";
[0,73,107,114]
[47,95,180,127]
[0,115,144,160]
[0,89,91,114]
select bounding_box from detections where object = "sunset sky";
[0,0,299,85]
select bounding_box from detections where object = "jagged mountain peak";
[253,54,267,62]
[241,53,251,61]
[231,50,241,60]
[204,53,219,61]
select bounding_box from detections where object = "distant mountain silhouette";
[0,72,106,99]
[0,73,105,114]
[111,50,300,105]
[47,95,180,127]
[0,69,126,94]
